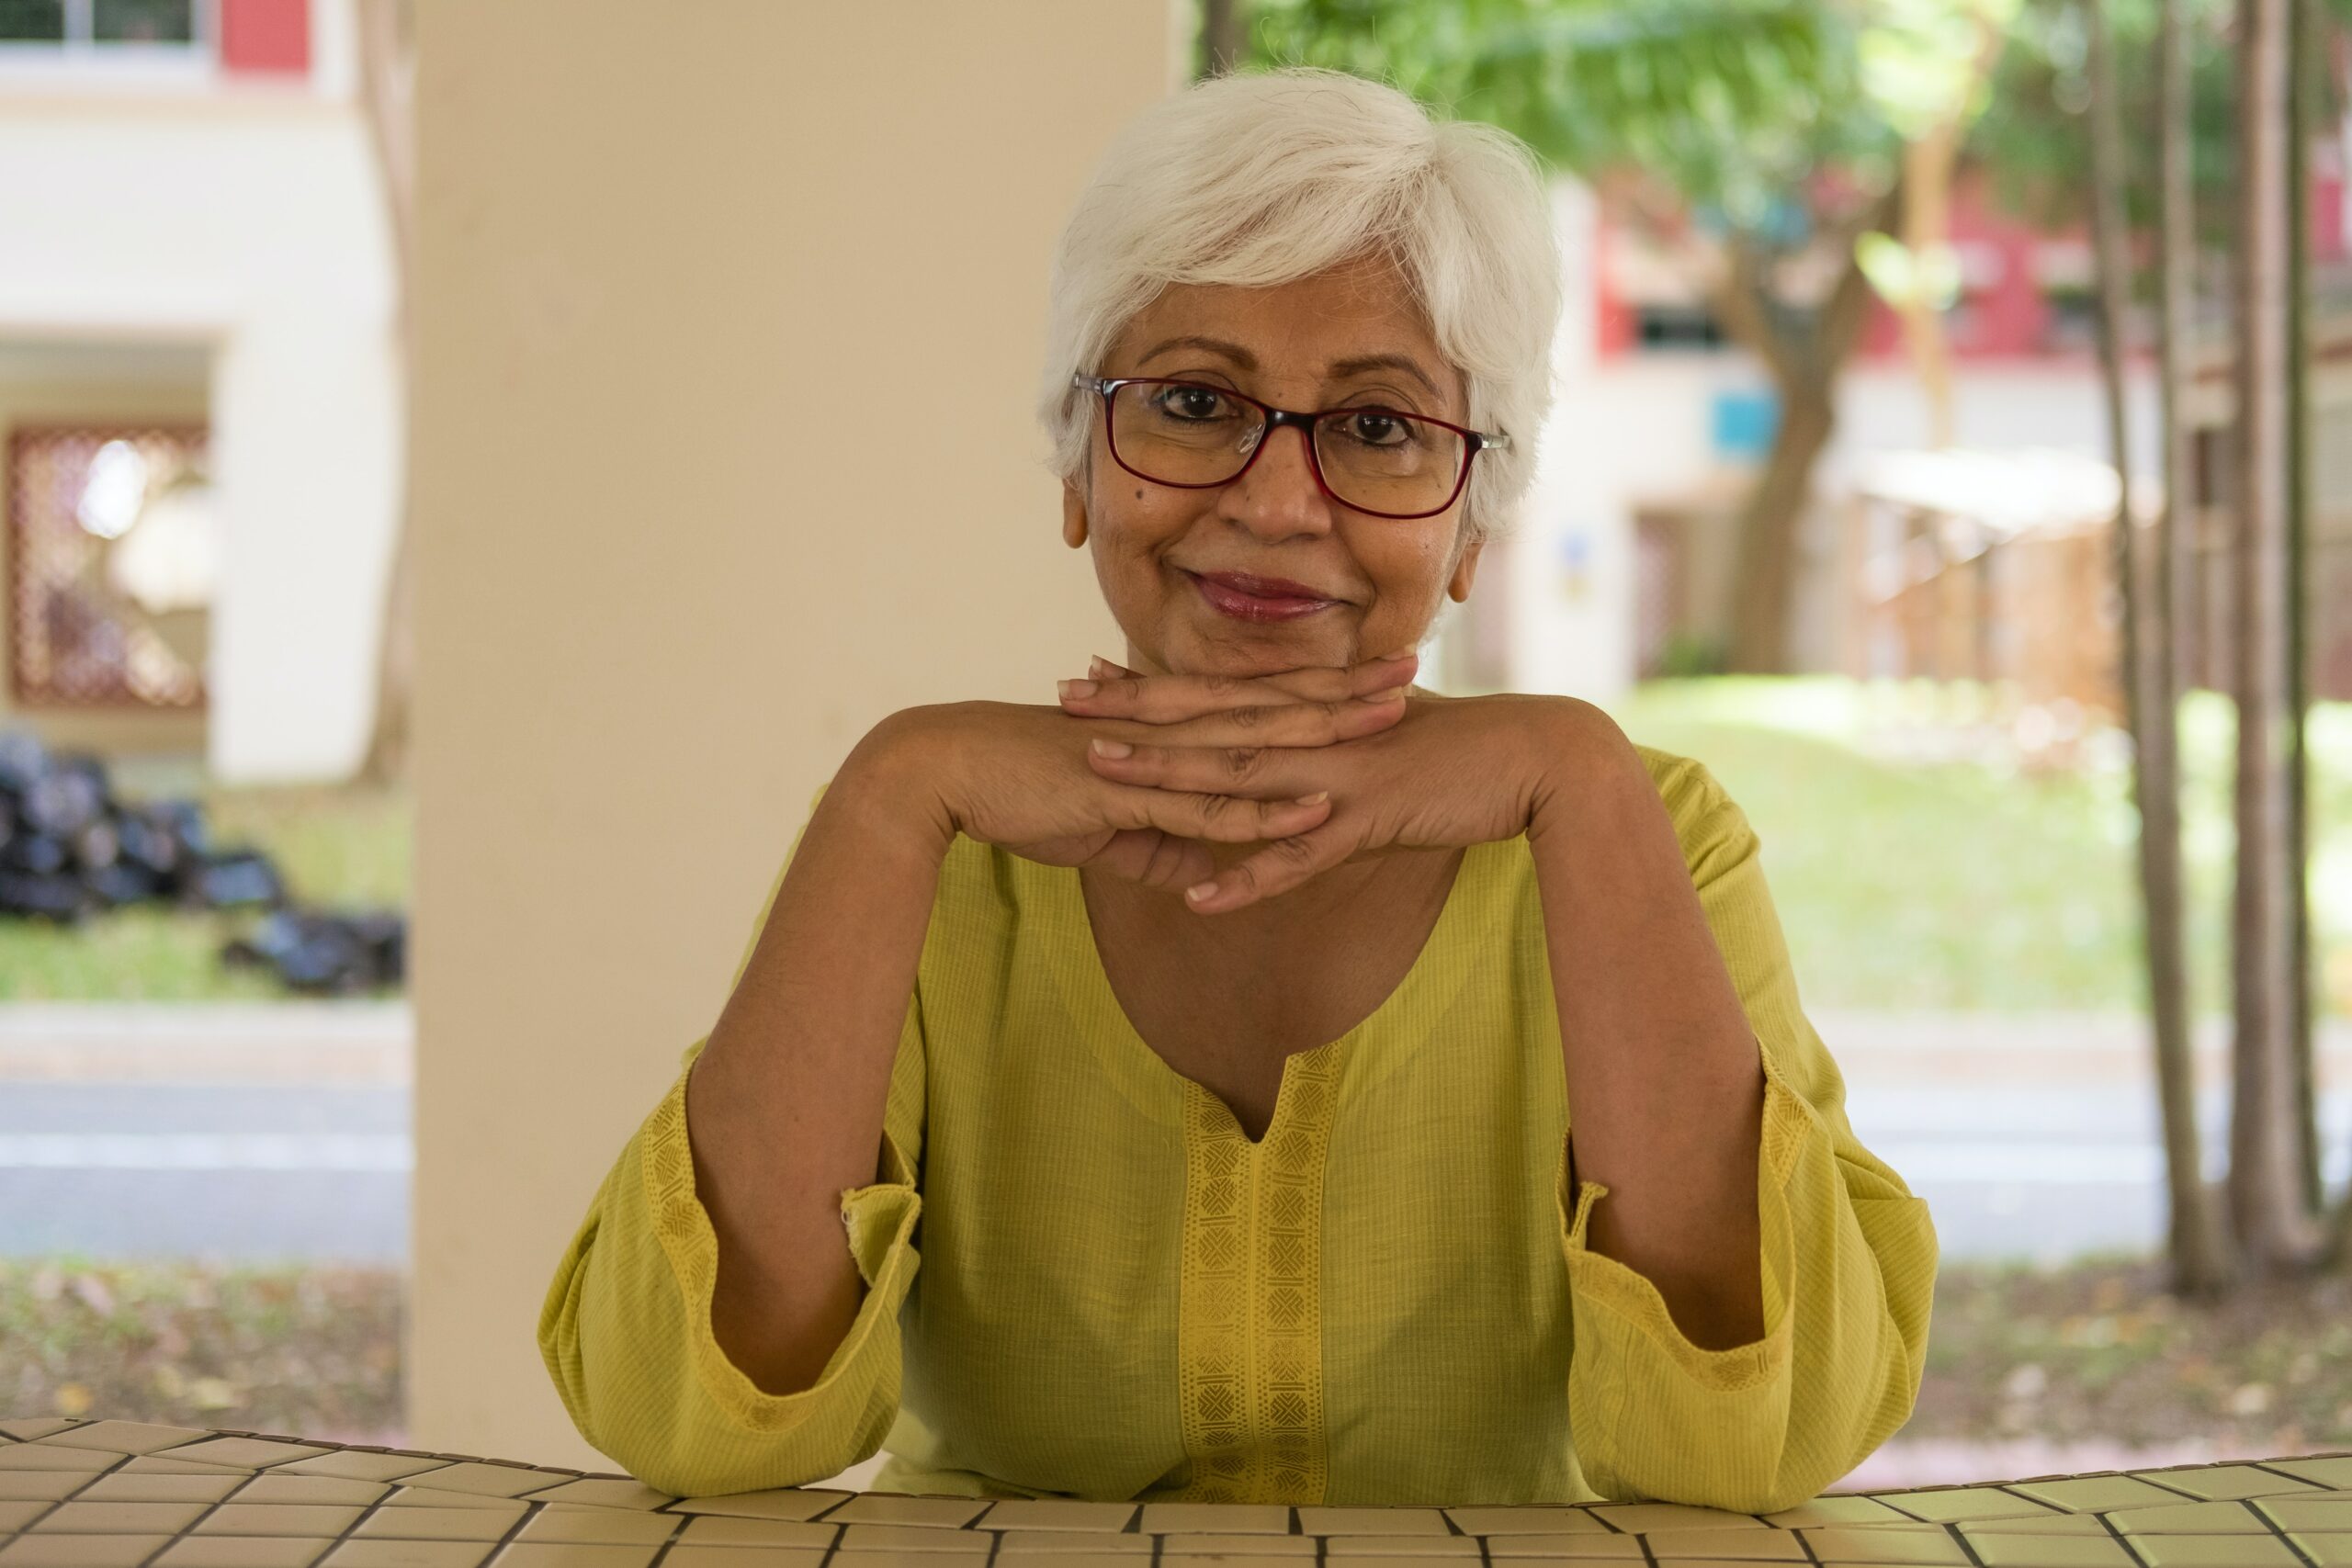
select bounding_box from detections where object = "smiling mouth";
[1182,570,1341,623]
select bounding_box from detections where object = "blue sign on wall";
[1712,389,1780,461]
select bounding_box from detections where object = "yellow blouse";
[539,744,1938,1510]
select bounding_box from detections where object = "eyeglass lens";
[1107,381,1466,516]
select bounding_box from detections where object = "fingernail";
[1059,679,1098,700]
[1091,738,1132,759]
[1185,882,1217,903]
[1381,650,1418,663]
[1089,656,1114,679]
[1296,791,1329,806]
[1358,687,1406,703]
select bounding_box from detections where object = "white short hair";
[1038,67,1561,545]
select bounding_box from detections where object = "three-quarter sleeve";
[537,782,931,1495]
[1555,760,1939,1514]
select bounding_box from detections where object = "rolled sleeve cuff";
[1556,1039,1815,1395]
[641,1065,923,1433]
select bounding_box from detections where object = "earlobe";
[1447,534,1485,604]
[1061,479,1089,549]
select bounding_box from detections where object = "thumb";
[1090,828,1217,893]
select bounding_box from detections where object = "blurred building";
[0,0,398,783]
[1459,150,2352,705]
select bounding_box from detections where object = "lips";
[1183,570,1340,623]
[1192,570,1339,604]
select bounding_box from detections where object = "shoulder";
[1627,741,1724,819]
[1624,741,1758,874]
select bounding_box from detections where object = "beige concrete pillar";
[409,2,1177,1466]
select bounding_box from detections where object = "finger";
[1089,827,1219,892]
[1090,651,1410,693]
[1082,688,1408,753]
[1062,652,1417,721]
[1084,736,1309,798]
[1182,820,1357,913]
[1096,782,1333,844]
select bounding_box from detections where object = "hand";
[1058,674,1590,913]
[868,665,1414,896]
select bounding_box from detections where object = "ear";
[1446,533,1484,604]
[1061,473,1089,549]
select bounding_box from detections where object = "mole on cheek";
[1135,490,1146,502]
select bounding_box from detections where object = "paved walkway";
[0,1001,409,1085]
[0,1003,2345,1262]
[3,1002,2339,1088]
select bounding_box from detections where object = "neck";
[1088,838,1455,953]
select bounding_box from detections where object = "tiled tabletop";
[2,1419,2348,1568]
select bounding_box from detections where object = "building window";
[1634,304,1730,351]
[5,424,209,711]
[0,0,204,54]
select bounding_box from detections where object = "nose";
[1220,419,1335,540]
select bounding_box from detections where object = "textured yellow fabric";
[539,744,1938,1509]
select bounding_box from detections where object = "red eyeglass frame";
[1073,374,1510,521]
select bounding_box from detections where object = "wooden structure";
[1843,446,2133,726]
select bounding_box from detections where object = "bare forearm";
[685,719,950,1395]
[1529,718,1766,1349]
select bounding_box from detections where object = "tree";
[2091,0,2230,1294]
[2226,0,2325,1276]
[1202,0,1251,76]
[1244,0,1906,672]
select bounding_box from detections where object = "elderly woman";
[540,68,1936,1511]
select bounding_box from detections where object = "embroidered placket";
[1175,1047,1337,1503]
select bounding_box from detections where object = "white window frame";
[0,0,217,86]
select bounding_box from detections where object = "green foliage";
[1967,0,2239,244]
[1243,0,1896,236]
[1969,0,2350,252]
[1652,630,1729,676]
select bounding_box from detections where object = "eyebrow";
[1326,353,1444,402]
[1135,337,1447,403]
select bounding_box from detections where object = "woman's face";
[1062,254,1483,679]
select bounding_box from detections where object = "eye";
[1340,410,1415,446]
[1150,384,1236,422]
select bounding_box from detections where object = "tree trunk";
[1200,0,1248,79]
[2226,0,2323,1275]
[2283,0,2322,1225]
[1724,387,1835,673]
[2132,0,2235,1295]
[355,0,414,790]
[1718,189,1895,675]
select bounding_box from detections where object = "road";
[0,1004,2346,1266]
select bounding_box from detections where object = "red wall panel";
[220,0,310,75]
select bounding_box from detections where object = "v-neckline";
[1060,842,1484,1148]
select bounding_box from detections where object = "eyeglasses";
[1072,375,1509,521]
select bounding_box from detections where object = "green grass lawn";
[1602,678,2352,1018]
[0,677,2343,1010]
[0,779,410,1003]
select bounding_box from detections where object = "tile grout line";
[473,1495,548,1567]
[1940,1518,1987,1568]
[2251,1494,2326,1568]
[28,1446,142,1560]
[130,1457,271,1568]
[644,1496,709,1568]
[2093,1504,2154,1568]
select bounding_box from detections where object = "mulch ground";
[6,1254,2352,1459]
